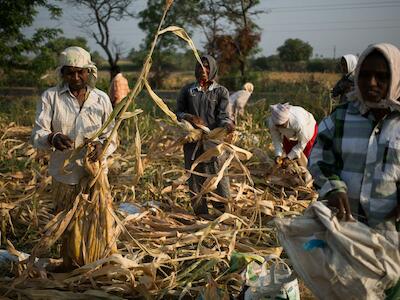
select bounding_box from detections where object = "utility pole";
[333,45,336,59]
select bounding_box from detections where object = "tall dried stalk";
[98,1,173,161]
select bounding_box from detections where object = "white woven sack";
[275,201,400,300]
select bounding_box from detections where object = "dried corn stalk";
[16,144,117,274]
[63,144,117,267]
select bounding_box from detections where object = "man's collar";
[58,83,69,94]
[58,83,93,95]
[193,81,217,92]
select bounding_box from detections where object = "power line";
[265,18,399,27]
[264,24,400,33]
[268,3,400,13]
[268,1,400,10]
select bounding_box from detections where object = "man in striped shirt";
[32,47,116,210]
[309,43,400,231]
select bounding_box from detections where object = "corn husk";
[63,144,117,267]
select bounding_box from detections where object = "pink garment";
[109,73,130,106]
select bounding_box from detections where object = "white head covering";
[56,46,97,88]
[270,102,290,125]
[243,82,254,93]
[342,54,358,77]
[353,43,400,112]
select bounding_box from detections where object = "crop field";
[0,73,333,299]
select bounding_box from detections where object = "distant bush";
[307,58,339,73]
[251,55,284,71]
[0,70,48,89]
[251,55,340,73]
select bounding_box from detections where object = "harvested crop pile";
[0,117,317,299]
[0,3,317,298]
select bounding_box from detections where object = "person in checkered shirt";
[309,43,400,232]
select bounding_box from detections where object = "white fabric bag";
[275,201,400,300]
[243,255,300,300]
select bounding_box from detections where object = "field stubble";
[0,76,325,298]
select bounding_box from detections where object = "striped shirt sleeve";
[308,113,348,198]
[31,90,54,150]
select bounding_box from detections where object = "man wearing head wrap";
[331,54,358,103]
[32,46,116,212]
[176,55,234,217]
[268,103,317,166]
[229,82,254,122]
[309,43,400,234]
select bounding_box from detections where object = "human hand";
[48,133,73,151]
[325,191,355,222]
[183,114,206,128]
[385,204,400,221]
[275,156,290,168]
[275,156,283,165]
[224,122,235,134]
[87,141,103,162]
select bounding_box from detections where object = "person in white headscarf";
[32,46,116,211]
[332,54,358,103]
[309,43,400,231]
[229,82,254,122]
[31,46,117,269]
[268,103,317,166]
[309,43,400,298]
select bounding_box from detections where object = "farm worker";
[331,54,358,103]
[176,55,235,217]
[309,43,400,298]
[109,65,130,107]
[309,43,400,231]
[269,103,317,167]
[229,82,254,122]
[31,47,116,266]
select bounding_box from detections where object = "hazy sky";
[30,0,400,59]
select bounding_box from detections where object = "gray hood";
[201,55,218,81]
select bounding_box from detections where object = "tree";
[277,38,313,62]
[213,27,260,78]
[138,0,201,88]
[91,51,106,66]
[251,55,283,71]
[68,0,136,78]
[218,0,265,29]
[0,0,62,71]
[204,0,264,81]
[195,0,225,57]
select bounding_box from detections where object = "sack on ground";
[275,202,400,300]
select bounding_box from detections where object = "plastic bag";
[243,255,300,300]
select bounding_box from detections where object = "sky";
[29,0,400,59]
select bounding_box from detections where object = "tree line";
[0,0,339,89]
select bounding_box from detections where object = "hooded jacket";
[176,55,232,130]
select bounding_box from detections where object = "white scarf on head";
[343,54,358,77]
[56,46,98,88]
[270,102,290,125]
[349,43,400,114]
